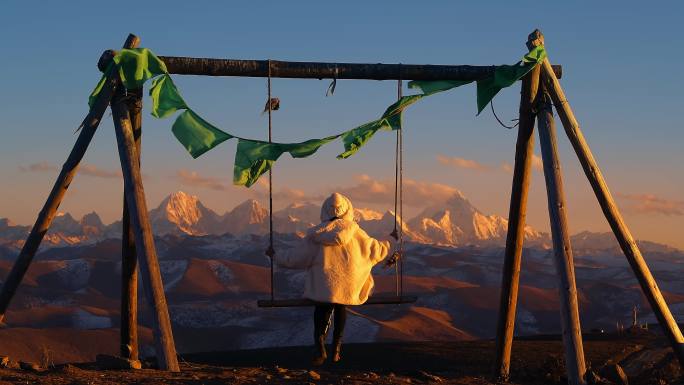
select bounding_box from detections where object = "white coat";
[277,193,391,305]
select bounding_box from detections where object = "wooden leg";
[540,58,684,369]
[538,90,587,385]
[0,34,139,324]
[111,82,179,372]
[493,30,542,381]
[120,87,142,360]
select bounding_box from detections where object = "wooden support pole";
[493,30,543,381]
[111,78,179,372]
[158,55,562,80]
[539,56,684,368]
[120,87,142,360]
[537,89,587,385]
[0,34,140,324]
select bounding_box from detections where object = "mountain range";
[0,190,679,255]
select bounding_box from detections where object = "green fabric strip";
[477,45,546,114]
[407,79,472,96]
[149,75,188,118]
[233,135,339,187]
[88,64,114,109]
[172,110,233,158]
[113,48,168,90]
[338,94,424,159]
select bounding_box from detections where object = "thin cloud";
[79,164,121,179]
[616,192,684,216]
[439,154,543,175]
[20,162,122,179]
[18,161,58,173]
[176,169,229,191]
[500,162,513,174]
[253,178,321,202]
[437,155,490,172]
[174,169,318,202]
[335,174,461,207]
[498,154,543,175]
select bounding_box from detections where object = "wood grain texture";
[120,87,142,360]
[537,90,587,385]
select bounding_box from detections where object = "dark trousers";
[313,303,347,343]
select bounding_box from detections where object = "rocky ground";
[0,331,681,384]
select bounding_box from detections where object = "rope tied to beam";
[490,97,520,130]
[326,65,338,97]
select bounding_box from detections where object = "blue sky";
[1,1,683,247]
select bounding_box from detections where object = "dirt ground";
[0,332,681,384]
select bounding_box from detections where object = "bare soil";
[0,332,681,384]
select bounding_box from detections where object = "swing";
[257,63,417,307]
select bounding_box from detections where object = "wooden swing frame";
[0,30,680,385]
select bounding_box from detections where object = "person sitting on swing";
[274,192,394,365]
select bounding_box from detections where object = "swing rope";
[398,74,405,298]
[391,66,405,298]
[266,59,275,301]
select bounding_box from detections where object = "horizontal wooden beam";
[158,56,563,80]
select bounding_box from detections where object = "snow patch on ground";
[207,261,239,293]
[72,309,111,329]
[160,260,189,291]
[56,259,90,290]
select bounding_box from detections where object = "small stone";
[0,356,9,368]
[308,370,321,380]
[19,361,40,371]
[418,371,443,383]
[95,354,141,370]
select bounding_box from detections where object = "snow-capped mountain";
[1,190,680,254]
[149,191,224,236]
[408,191,543,246]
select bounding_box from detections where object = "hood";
[320,192,355,223]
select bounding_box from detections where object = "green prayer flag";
[149,75,188,118]
[172,110,233,158]
[113,48,168,90]
[407,79,472,96]
[233,136,339,186]
[88,64,114,108]
[476,45,547,114]
[336,94,423,159]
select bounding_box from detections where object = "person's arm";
[356,228,392,266]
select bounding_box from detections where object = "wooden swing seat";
[257,295,417,307]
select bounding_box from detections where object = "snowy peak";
[150,191,223,236]
[407,192,545,246]
[354,208,383,222]
[222,199,269,235]
[228,199,268,225]
[358,210,430,244]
